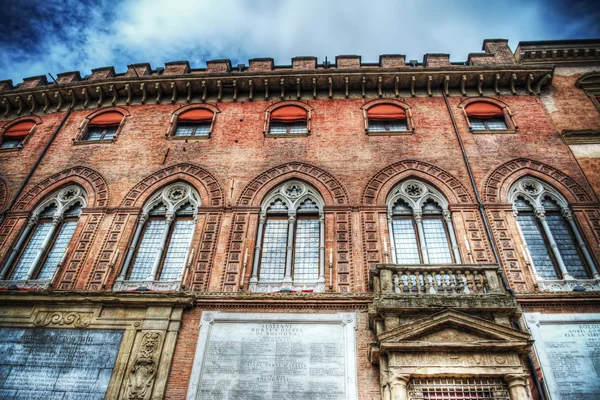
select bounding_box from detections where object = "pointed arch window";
[249,181,325,292]
[511,177,599,283]
[114,183,200,291]
[387,180,461,264]
[0,185,86,288]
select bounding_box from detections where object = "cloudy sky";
[1,0,598,84]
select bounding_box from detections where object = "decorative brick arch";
[0,176,7,212]
[83,105,131,120]
[237,162,349,207]
[483,158,594,204]
[457,96,511,109]
[13,166,109,211]
[120,163,224,208]
[362,160,473,205]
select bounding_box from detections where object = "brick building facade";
[0,39,598,399]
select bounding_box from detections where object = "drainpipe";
[0,108,72,225]
[441,89,546,400]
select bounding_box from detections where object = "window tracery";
[510,177,599,288]
[248,181,325,292]
[386,180,461,265]
[0,185,86,288]
[113,182,200,291]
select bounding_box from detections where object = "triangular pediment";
[378,310,531,351]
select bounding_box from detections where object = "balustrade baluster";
[399,272,406,293]
[393,274,400,294]
[424,271,431,293]
[439,270,447,294]
[465,270,474,294]
[457,270,466,293]
[481,273,488,293]
[408,273,414,293]
[449,270,457,294]
[475,272,483,293]
[432,271,440,293]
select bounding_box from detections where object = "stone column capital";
[504,373,528,386]
[534,207,546,221]
[27,215,39,227]
[561,207,573,221]
[443,209,452,223]
[413,211,423,223]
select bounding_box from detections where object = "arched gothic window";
[387,180,461,264]
[510,177,599,283]
[0,185,86,288]
[249,181,325,292]
[114,183,200,291]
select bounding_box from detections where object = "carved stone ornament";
[126,332,162,400]
[33,311,92,328]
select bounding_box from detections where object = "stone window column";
[504,374,530,400]
[317,212,325,287]
[25,214,63,280]
[147,212,175,281]
[249,214,266,285]
[0,216,38,279]
[562,208,600,278]
[283,213,296,283]
[414,210,429,264]
[535,208,571,279]
[389,372,411,400]
[444,210,462,263]
[387,214,397,264]
[118,214,148,281]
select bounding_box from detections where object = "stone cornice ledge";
[0,290,195,307]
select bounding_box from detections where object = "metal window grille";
[409,377,510,400]
[174,123,210,137]
[86,126,117,140]
[517,214,559,280]
[368,120,408,132]
[10,223,52,280]
[129,220,167,281]
[37,221,77,280]
[259,219,288,282]
[469,117,507,131]
[160,219,195,281]
[293,219,320,281]
[546,215,589,279]
[422,219,453,263]
[0,138,23,148]
[392,219,421,264]
[268,122,307,134]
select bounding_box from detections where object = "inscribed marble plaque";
[187,312,357,400]
[525,313,600,400]
[0,328,123,399]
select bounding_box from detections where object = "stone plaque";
[187,312,357,400]
[0,328,123,399]
[525,313,600,400]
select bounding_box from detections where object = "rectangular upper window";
[86,126,118,140]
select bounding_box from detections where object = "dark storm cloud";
[0,0,597,84]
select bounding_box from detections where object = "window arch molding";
[249,180,326,292]
[510,176,599,284]
[458,97,517,133]
[0,115,43,150]
[76,106,129,143]
[386,179,461,265]
[576,72,600,113]
[0,184,87,287]
[167,104,220,140]
[361,99,414,134]
[114,181,201,291]
[263,101,313,136]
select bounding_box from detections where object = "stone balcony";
[369,264,521,328]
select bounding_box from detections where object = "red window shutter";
[367,104,406,120]
[178,109,214,123]
[3,121,35,138]
[89,111,124,127]
[464,102,504,119]
[270,106,308,123]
